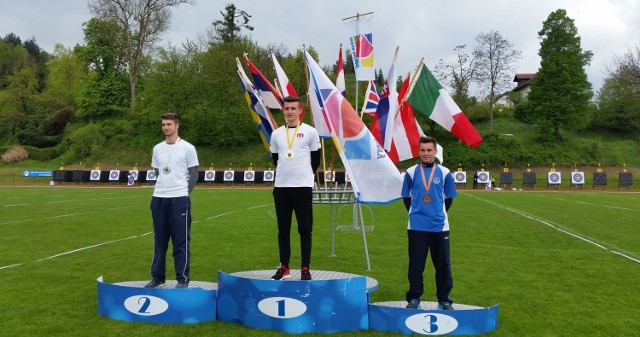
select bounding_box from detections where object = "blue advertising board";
[22,170,53,177]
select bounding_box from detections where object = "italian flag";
[406,62,483,148]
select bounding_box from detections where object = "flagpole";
[303,45,326,189]
[341,11,374,21]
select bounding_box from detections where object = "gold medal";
[285,150,294,160]
[285,123,300,161]
[423,195,431,204]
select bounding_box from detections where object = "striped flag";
[336,44,346,98]
[370,47,399,151]
[270,52,304,120]
[406,62,482,148]
[387,72,423,163]
[304,49,402,204]
[244,55,283,110]
[360,80,379,116]
[236,58,279,153]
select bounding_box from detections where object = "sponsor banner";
[22,170,53,177]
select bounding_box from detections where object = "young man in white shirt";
[145,112,199,288]
[269,96,321,280]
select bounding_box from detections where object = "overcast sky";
[2,0,639,93]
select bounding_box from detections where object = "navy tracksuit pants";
[273,187,313,268]
[406,230,453,303]
[150,196,191,283]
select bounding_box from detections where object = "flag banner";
[271,52,304,120]
[304,49,402,204]
[387,72,423,162]
[336,45,346,98]
[236,58,279,153]
[370,47,399,151]
[406,62,483,148]
[345,15,375,80]
[360,80,379,116]
[244,55,283,110]
[308,75,331,139]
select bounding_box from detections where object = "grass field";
[0,186,638,337]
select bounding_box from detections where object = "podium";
[369,301,499,335]
[96,277,217,323]
[216,270,377,333]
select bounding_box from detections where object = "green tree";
[0,39,29,89]
[595,76,640,137]
[526,9,593,140]
[527,9,593,140]
[75,18,130,120]
[44,44,87,107]
[89,0,194,111]
[210,3,254,44]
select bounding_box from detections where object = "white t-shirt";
[151,138,199,197]
[270,123,320,188]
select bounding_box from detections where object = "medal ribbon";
[286,122,301,150]
[420,163,437,197]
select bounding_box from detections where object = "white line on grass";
[193,204,271,223]
[0,263,23,270]
[465,193,640,264]
[52,213,83,218]
[36,233,151,262]
[3,204,30,207]
[0,219,35,225]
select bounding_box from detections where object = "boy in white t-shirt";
[269,96,321,281]
[145,112,199,289]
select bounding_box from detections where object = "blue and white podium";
[368,301,498,335]
[96,276,218,324]
[97,273,497,335]
[216,270,378,334]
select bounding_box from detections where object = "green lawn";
[0,186,638,336]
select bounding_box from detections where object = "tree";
[474,30,522,133]
[526,9,593,140]
[435,44,478,111]
[89,0,194,111]
[45,44,87,107]
[595,44,640,139]
[75,18,130,120]
[210,3,254,44]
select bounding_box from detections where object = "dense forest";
[1,3,639,169]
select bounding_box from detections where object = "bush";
[1,146,29,163]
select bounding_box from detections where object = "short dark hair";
[419,136,437,147]
[283,96,301,103]
[161,112,180,122]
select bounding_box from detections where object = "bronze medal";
[423,195,431,204]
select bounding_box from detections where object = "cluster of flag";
[236,13,482,204]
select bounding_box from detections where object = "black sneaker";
[301,267,312,280]
[271,265,290,280]
[144,279,165,288]
[406,298,421,309]
[176,282,189,288]
[438,301,454,310]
